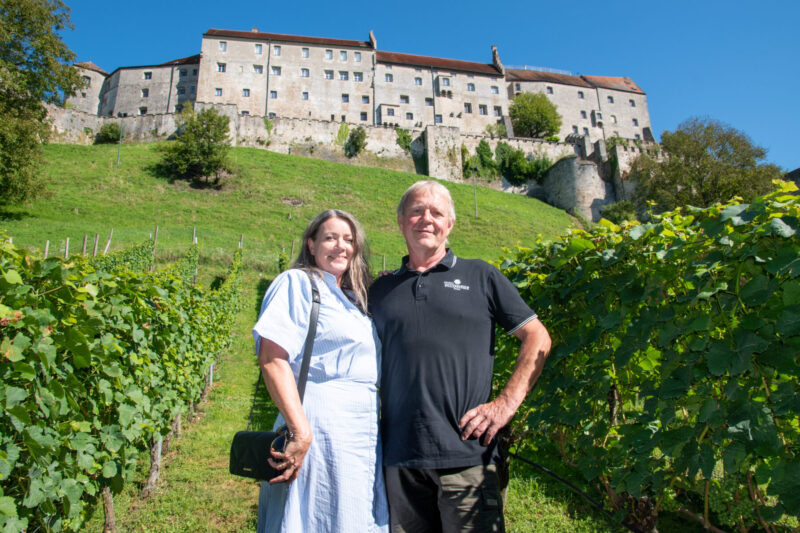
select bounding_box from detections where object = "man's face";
[398,189,454,256]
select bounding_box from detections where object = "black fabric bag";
[229,271,320,481]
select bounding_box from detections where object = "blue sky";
[63,0,798,171]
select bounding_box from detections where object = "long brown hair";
[293,209,371,313]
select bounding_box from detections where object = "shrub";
[601,200,637,223]
[485,123,507,139]
[335,122,349,146]
[94,122,121,144]
[476,140,496,175]
[396,128,412,154]
[345,126,367,158]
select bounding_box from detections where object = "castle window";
[385,73,393,82]
[546,86,553,94]
[219,41,227,51]
[191,86,195,94]
[179,69,187,77]
[176,104,183,113]
[434,114,442,124]
[302,91,309,100]
[360,111,367,121]
[479,104,487,115]
[635,133,641,140]
[464,103,472,114]
[577,91,584,99]
[580,110,587,119]
[141,88,149,98]
[354,72,363,82]
[301,68,309,77]
[242,88,250,97]
[633,118,639,126]
[192,69,197,76]
[467,83,475,92]
[273,45,281,56]
[400,95,409,104]
[177,86,185,95]
[354,52,361,62]
[406,112,413,120]
[494,106,502,117]
[342,93,349,103]
[583,127,589,134]
[611,115,617,124]
[255,43,262,55]
[325,70,333,80]
[572,125,578,133]
[386,107,394,116]
[514,83,520,91]
[241,110,249,116]
[629,99,636,107]
[340,51,347,61]
[362,95,369,104]
[441,77,450,87]
[339,71,349,81]
[269,112,276,119]
[325,49,333,60]
[144,71,152,80]
[302,47,309,58]
[596,112,603,120]
[215,88,222,96]
[425,98,433,106]
[491,86,498,94]
[270,90,277,99]
[607,95,614,103]
[415,77,422,86]
[82,75,91,85]
[272,66,281,76]
[254,65,263,74]
[139,107,147,115]
[217,63,226,73]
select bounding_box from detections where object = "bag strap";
[246,269,321,430]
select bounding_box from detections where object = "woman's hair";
[293,209,371,313]
[396,180,456,222]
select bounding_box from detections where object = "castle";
[69,28,653,145]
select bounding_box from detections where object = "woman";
[252,210,389,532]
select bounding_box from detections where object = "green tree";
[631,117,783,212]
[395,128,412,154]
[508,92,562,139]
[157,104,231,185]
[0,0,82,204]
[345,126,367,157]
[94,122,121,144]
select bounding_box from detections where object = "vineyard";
[0,237,242,531]
[495,181,800,532]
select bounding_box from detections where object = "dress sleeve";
[486,262,538,334]
[252,269,312,363]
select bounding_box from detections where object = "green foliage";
[0,0,82,205]
[0,239,241,532]
[345,126,367,158]
[395,128,412,154]
[631,117,783,213]
[156,105,231,184]
[509,92,562,139]
[495,142,552,186]
[461,144,471,176]
[88,239,155,273]
[545,135,560,142]
[335,122,349,146]
[605,135,628,150]
[601,201,637,224]
[476,140,496,175]
[485,123,507,139]
[495,181,800,531]
[94,122,122,144]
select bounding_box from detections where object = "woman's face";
[308,217,354,284]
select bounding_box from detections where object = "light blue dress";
[252,268,389,533]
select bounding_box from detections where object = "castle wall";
[68,68,106,114]
[542,156,616,221]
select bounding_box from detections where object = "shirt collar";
[397,249,456,275]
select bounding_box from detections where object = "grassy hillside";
[2,143,573,271]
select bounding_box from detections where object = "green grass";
[2,143,617,532]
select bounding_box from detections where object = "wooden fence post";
[64,237,70,259]
[81,234,88,255]
[93,234,99,256]
[290,239,295,260]
[103,229,113,255]
[44,240,49,258]
[239,234,243,249]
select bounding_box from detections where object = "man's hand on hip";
[458,397,517,446]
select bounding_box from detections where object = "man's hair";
[293,209,371,313]
[396,180,456,222]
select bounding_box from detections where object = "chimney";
[369,30,377,50]
[251,27,258,33]
[491,45,504,76]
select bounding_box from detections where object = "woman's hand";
[267,431,312,484]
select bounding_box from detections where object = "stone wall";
[542,155,616,221]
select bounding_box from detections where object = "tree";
[631,117,783,212]
[0,0,82,204]
[94,122,121,144]
[157,104,231,185]
[345,126,367,157]
[508,92,562,139]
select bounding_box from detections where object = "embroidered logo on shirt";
[443,279,470,291]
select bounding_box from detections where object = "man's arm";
[458,317,551,445]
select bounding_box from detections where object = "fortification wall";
[543,156,616,221]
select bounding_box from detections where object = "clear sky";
[62,0,798,171]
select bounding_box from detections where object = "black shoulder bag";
[229,270,321,480]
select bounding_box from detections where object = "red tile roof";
[580,75,645,94]
[161,54,201,66]
[376,50,501,76]
[506,69,591,88]
[204,28,373,49]
[74,61,108,76]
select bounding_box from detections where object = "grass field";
[1,143,623,532]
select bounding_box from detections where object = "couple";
[252,180,552,532]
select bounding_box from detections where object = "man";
[369,180,551,532]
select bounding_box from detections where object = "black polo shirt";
[369,249,536,469]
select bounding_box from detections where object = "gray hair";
[396,180,456,222]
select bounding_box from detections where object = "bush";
[485,123,507,139]
[601,200,637,223]
[396,128,412,154]
[476,140,496,176]
[495,141,552,186]
[345,126,367,158]
[156,105,231,185]
[335,122,349,146]
[94,122,121,144]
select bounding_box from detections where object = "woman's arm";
[258,337,313,483]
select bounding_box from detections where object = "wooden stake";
[103,229,113,255]
[140,435,163,499]
[382,254,386,271]
[81,234,88,255]
[93,234,99,256]
[64,237,70,259]
[192,227,196,244]
[44,240,49,258]
[239,234,244,249]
